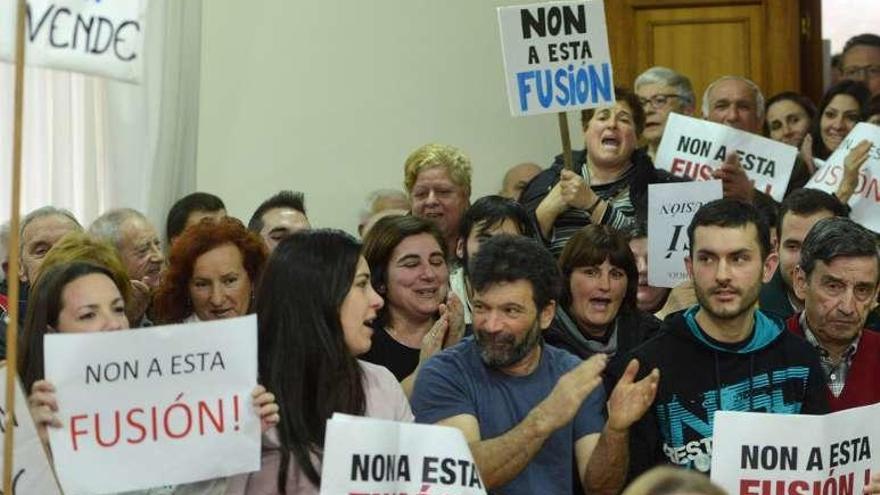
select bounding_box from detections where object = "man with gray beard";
[411,235,659,495]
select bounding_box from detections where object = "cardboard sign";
[321,414,486,495]
[0,365,63,495]
[648,180,723,288]
[0,0,146,83]
[44,315,260,494]
[711,404,880,495]
[805,123,880,233]
[497,0,614,116]
[655,113,797,202]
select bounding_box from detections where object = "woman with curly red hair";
[154,217,268,324]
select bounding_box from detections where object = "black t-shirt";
[360,325,420,382]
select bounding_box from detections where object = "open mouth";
[600,136,620,150]
[414,287,439,298]
[589,297,612,310]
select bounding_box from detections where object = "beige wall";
[197,0,582,234]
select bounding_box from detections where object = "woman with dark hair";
[544,225,661,371]
[230,230,411,494]
[360,215,463,394]
[521,86,682,257]
[153,217,268,324]
[808,80,871,161]
[764,91,816,147]
[22,261,279,493]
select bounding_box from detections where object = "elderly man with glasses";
[841,33,880,97]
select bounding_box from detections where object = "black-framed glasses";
[842,65,880,80]
[638,94,680,109]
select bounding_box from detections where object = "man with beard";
[759,189,848,321]
[788,217,880,411]
[411,235,659,495]
[621,199,828,478]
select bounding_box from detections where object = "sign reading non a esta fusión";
[805,123,880,233]
[711,404,880,495]
[321,414,486,495]
[655,114,797,202]
[44,315,260,494]
[497,0,614,116]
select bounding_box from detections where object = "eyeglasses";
[638,94,680,109]
[842,65,880,80]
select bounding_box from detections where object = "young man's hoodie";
[616,306,829,479]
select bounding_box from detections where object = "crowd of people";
[0,31,879,495]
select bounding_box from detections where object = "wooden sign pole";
[557,112,573,171]
[4,0,28,492]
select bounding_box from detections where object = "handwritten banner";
[711,404,880,495]
[45,315,260,494]
[805,123,880,233]
[655,113,798,202]
[0,365,63,495]
[0,0,147,83]
[497,0,614,116]
[648,180,723,288]
[321,414,486,495]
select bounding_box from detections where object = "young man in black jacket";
[617,199,829,478]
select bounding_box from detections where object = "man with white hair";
[90,208,165,325]
[702,75,765,134]
[357,188,410,236]
[701,75,767,202]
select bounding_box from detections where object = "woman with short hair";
[153,217,267,324]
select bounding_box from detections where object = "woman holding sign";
[521,87,682,257]
[153,217,267,324]
[228,230,412,494]
[19,260,279,493]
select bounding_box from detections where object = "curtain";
[0,0,202,240]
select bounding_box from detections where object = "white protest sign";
[805,123,880,233]
[648,180,722,288]
[0,365,63,495]
[0,0,146,83]
[498,0,614,116]
[321,414,486,495]
[711,404,880,495]
[45,315,260,494]
[655,113,797,202]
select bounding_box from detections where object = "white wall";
[197,0,583,234]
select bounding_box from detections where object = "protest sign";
[497,0,614,116]
[0,365,62,495]
[711,403,880,495]
[321,414,486,495]
[805,123,880,233]
[655,113,797,202]
[44,315,260,494]
[0,0,146,82]
[648,180,722,287]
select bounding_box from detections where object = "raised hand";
[606,359,660,432]
[533,354,607,434]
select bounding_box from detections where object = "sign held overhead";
[497,0,615,116]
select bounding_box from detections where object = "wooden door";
[606,0,823,109]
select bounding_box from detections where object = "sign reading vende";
[44,315,260,494]
[0,365,63,495]
[497,0,614,116]
[0,0,146,82]
[805,123,880,233]
[655,113,797,202]
[711,404,880,495]
[648,180,722,288]
[321,414,487,495]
